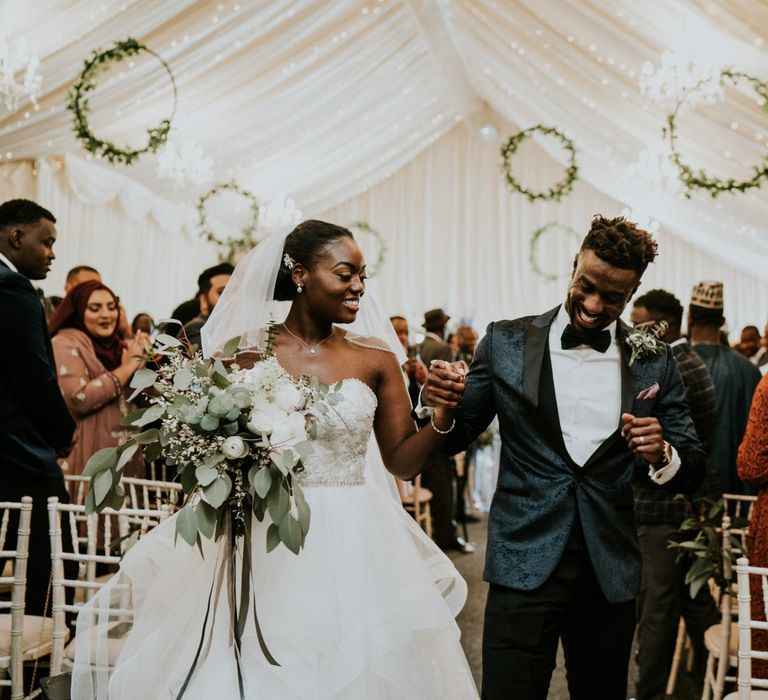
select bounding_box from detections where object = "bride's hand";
[422,359,466,409]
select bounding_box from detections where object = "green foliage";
[501,125,579,202]
[528,223,581,282]
[66,38,176,165]
[196,183,260,262]
[665,70,768,198]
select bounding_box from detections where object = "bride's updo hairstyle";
[273,220,355,301]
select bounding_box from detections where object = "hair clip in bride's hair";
[283,253,296,270]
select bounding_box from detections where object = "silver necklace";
[281,323,335,354]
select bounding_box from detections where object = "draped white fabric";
[0,0,767,328]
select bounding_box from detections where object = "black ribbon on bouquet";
[176,509,279,700]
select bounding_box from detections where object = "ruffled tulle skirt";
[72,480,478,699]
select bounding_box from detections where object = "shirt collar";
[0,251,18,274]
[669,337,687,348]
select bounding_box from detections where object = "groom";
[421,215,705,700]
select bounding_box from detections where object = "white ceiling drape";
[1,0,767,329]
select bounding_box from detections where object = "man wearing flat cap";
[689,280,761,494]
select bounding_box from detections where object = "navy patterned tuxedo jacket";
[445,306,706,603]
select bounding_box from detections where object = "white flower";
[273,382,304,412]
[222,436,249,460]
[246,403,287,435]
[270,412,307,446]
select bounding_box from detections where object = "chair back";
[47,497,170,675]
[121,476,182,514]
[734,557,768,699]
[723,494,758,554]
[0,497,33,700]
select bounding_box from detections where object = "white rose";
[273,382,304,412]
[222,436,249,460]
[246,403,287,435]
[270,411,307,446]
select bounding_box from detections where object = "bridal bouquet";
[83,326,342,556]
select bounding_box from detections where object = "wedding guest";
[448,331,460,360]
[419,308,474,553]
[170,296,200,328]
[737,372,768,678]
[630,289,720,700]
[0,198,77,615]
[49,280,149,493]
[64,264,100,293]
[132,312,154,336]
[454,324,478,365]
[423,215,705,699]
[750,323,768,369]
[736,325,762,360]
[180,262,234,348]
[689,281,761,495]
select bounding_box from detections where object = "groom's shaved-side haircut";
[273,220,354,301]
[581,215,658,276]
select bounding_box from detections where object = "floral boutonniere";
[625,321,668,367]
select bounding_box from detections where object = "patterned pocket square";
[636,382,660,400]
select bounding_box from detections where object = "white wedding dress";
[72,376,479,699]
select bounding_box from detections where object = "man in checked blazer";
[0,199,77,615]
[421,215,706,700]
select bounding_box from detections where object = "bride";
[72,220,479,699]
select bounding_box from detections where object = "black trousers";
[482,528,636,700]
[1,475,77,616]
[419,454,457,546]
[635,523,719,700]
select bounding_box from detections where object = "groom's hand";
[621,413,665,463]
[422,360,467,409]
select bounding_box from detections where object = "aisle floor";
[446,515,701,700]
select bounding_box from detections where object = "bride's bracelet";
[430,414,455,434]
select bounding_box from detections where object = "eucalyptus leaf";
[251,467,272,499]
[133,428,160,445]
[293,441,314,460]
[84,486,97,515]
[128,368,158,400]
[200,414,220,432]
[279,514,303,555]
[195,465,219,487]
[222,421,238,437]
[270,451,288,475]
[176,506,199,547]
[267,483,290,524]
[221,335,242,358]
[83,447,118,476]
[173,366,195,391]
[116,441,139,472]
[195,500,218,539]
[156,333,182,347]
[132,404,165,427]
[93,469,114,506]
[120,407,148,427]
[144,441,162,463]
[294,483,310,535]
[105,487,125,511]
[202,473,233,509]
[180,464,198,493]
[266,523,281,553]
[201,452,225,469]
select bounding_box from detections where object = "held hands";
[422,360,468,409]
[621,413,665,464]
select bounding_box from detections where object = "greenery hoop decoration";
[529,223,580,281]
[500,125,579,202]
[664,70,768,198]
[67,38,177,165]
[347,221,386,277]
[197,182,261,263]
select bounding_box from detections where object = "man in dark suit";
[0,198,77,615]
[422,215,706,700]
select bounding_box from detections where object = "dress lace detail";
[296,378,377,487]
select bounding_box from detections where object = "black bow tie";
[560,324,612,353]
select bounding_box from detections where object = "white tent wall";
[321,119,768,336]
[0,158,218,319]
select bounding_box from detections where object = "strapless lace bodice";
[296,379,377,487]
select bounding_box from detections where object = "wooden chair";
[47,497,170,676]
[0,497,52,700]
[401,475,433,539]
[723,557,768,700]
[702,515,741,700]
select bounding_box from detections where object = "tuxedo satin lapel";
[522,306,560,408]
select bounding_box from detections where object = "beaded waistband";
[296,477,366,488]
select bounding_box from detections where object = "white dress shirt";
[0,251,19,273]
[550,307,679,483]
